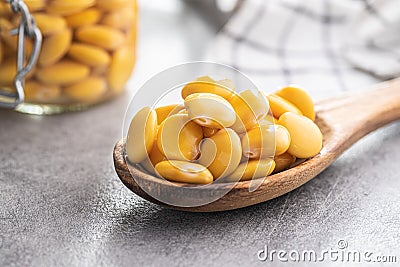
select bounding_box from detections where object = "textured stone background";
[1,1,399,266]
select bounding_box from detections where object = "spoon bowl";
[113,79,400,212]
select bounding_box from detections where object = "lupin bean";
[126,107,158,164]
[25,0,46,12]
[65,8,101,28]
[64,77,106,102]
[185,93,236,128]
[25,81,61,102]
[229,90,269,133]
[278,112,322,158]
[241,124,290,159]
[198,128,242,179]
[68,43,110,67]
[181,76,235,100]
[38,28,72,66]
[157,114,203,161]
[46,0,95,16]
[275,86,316,121]
[34,13,67,36]
[75,25,125,51]
[155,104,185,124]
[35,60,90,85]
[155,160,213,184]
[267,94,302,119]
[108,45,136,92]
[225,159,276,182]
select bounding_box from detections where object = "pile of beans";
[126,76,323,184]
[0,0,137,104]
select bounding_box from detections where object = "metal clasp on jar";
[0,0,42,109]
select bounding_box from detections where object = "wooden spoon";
[113,78,400,212]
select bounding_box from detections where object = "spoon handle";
[316,78,400,154]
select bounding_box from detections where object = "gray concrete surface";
[1,1,399,266]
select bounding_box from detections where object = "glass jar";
[0,0,138,114]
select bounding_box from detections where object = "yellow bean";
[273,152,296,173]
[65,8,101,28]
[75,25,125,51]
[25,0,46,12]
[97,0,136,11]
[68,43,110,67]
[0,58,16,85]
[101,8,135,30]
[126,107,158,163]
[241,124,274,159]
[274,125,291,156]
[229,89,270,133]
[185,93,236,128]
[155,160,213,184]
[47,0,95,15]
[139,136,167,175]
[0,3,12,16]
[157,114,203,161]
[24,80,61,102]
[0,57,35,85]
[108,45,136,92]
[198,128,242,179]
[38,28,72,66]
[1,34,34,55]
[225,159,276,182]
[278,112,323,158]
[181,76,235,100]
[0,18,16,51]
[35,60,90,85]
[126,26,136,47]
[202,127,219,138]
[33,13,66,36]
[149,138,166,166]
[275,85,315,121]
[64,77,107,102]
[266,94,302,119]
[242,123,290,158]
[155,104,184,124]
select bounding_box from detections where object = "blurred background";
[128,0,239,94]
[130,0,398,100]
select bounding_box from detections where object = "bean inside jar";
[0,0,137,111]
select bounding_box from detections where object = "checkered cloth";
[209,0,399,99]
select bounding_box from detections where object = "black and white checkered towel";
[209,0,399,99]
